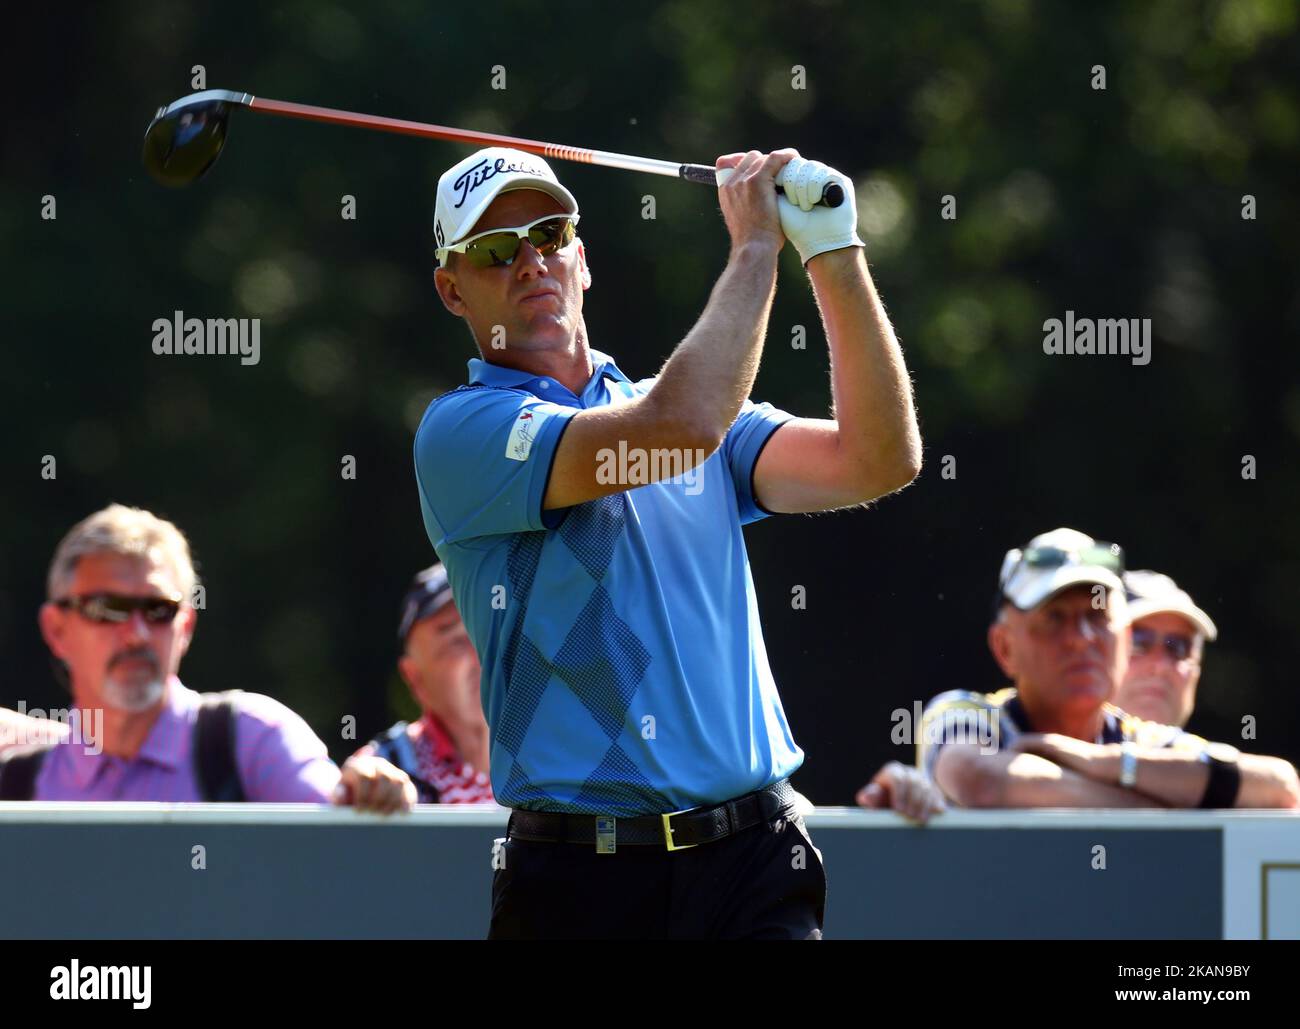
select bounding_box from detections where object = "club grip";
[681,163,844,207]
[680,163,722,186]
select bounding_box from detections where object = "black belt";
[506,778,797,852]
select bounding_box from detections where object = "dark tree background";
[3,0,1298,801]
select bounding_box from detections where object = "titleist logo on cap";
[453,156,549,208]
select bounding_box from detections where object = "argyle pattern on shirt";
[493,495,672,814]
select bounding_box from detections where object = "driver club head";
[142,90,252,187]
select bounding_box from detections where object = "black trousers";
[487,808,827,939]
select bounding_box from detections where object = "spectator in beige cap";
[1115,570,1218,729]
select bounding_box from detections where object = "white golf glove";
[776,156,864,266]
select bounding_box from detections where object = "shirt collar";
[419,711,462,763]
[136,679,199,770]
[1006,688,1117,745]
[1003,691,1028,735]
[466,348,631,394]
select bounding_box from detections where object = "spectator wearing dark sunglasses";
[0,504,415,812]
[915,528,1298,810]
[1114,570,1215,730]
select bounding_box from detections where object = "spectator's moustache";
[106,647,160,676]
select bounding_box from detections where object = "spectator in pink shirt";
[0,504,415,812]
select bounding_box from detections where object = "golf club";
[141,88,845,207]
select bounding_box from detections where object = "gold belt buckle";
[661,808,699,851]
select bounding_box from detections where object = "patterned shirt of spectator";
[355,712,495,805]
[916,687,1209,798]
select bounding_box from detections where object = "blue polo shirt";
[413,348,804,815]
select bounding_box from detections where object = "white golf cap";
[433,147,578,266]
[1124,569,1218,641]
[997,527,1125,612]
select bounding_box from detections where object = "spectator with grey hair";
[0,503,416,812]
[1115,570,1217,729]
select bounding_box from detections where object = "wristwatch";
[1119,741,1139,788]
[1198,743,1242,809]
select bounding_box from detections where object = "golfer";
[417,145,921,939]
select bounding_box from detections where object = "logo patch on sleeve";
[505,408,548,461]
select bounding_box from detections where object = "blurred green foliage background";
[3,0,1298,799]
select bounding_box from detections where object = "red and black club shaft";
[142,88,845,208]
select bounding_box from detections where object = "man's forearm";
[806,248,921,488]
[646,241,780,444]
[0,710,69,751]
[997,753,1160,808]
[939,748,1158,808]
[1074,748,1209,807]
[1236,755,1300,808]
[1066,747,1300,809]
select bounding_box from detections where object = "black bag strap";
[194,690,246,802]
[0,744,55,801]
[368,721,407,766]
[366,721,441,803]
